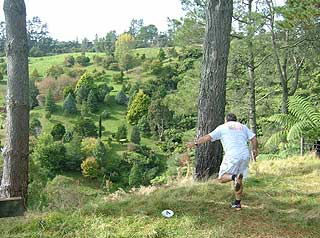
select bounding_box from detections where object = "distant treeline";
[0,17,175,57]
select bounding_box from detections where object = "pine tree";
[63,92,77,114]
[87,90,98,113]
[45,89,56,113]
[131,126,141,144]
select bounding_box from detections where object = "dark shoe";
[230,203,241,210]
[234,173,243,192]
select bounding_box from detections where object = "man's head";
[226,113,237,122]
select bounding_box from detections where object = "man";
[188,113,258,210]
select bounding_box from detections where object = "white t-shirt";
[208,121,255,160]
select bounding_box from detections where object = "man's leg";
[217,173,233,183]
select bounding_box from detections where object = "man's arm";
[187,135,212,149]
[251,136,258,160]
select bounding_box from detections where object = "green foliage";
[63,85,75,99]
[93,139,108,167]
[64,134,83,171]
[80,137,98,157]
[101,110,111,119]
[127,90,150,125]
[30,68,40,79]
[32,133,66,177]
[96,83,111,102]
[30,118,42,137]
[266,96,320,149]
[130,126,141,145]
[104,94,115,106]
[0,72,3,80]
[64,55,75,67]
[158,48,166,61]
[63,93,77,115]
[51,123,66,141]
[113,71,125,84]
[138,115,151,135]
[45,89,56,113]
[115,90,128,106]
[74,118,98,138]
[148,99,173,140]
[81,157,100,178]
[116,124,128,141]
[87,90,98,113]
[76,54,90,66]
[47,65,64,79]
[29,79,40,109]
[75,72,94,94]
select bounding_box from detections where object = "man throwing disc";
[187,113,258,210]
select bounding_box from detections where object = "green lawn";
[0,156,319,237]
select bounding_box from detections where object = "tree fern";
[267,95,320,148]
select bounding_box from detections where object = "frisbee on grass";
[161,209,174,218]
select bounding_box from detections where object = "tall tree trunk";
[0,0,29,207]
[247,0,257,135]
[195,0,233,180]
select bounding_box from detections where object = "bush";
[63,85,75,99]
[96,83,111,102]
[104,95,115,106]
[45,89,56,113]
[108,62,121,71]
[76,54,90,66]
[81,157,100,178]
[47,65,64,79]
[112,71,125,84]
[127,90,150,125]
[30,118,42,137]
[51,123,66,141]
[63,93,77,115]
[87,90,98,113]
[81,137,98,157]
[101,110,111,119]
[32,134,66,177]
[115,90,128,106]
[64,55,75,67]
[74,118,98,138]
[30,68,40,79]
[130,126,141,145]
[116,124,127,141]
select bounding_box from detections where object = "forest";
[0,0,319,237]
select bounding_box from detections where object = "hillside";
[0,156,319,238]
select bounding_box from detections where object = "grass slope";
[1,156,319,238]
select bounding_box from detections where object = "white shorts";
[218,158,249,180]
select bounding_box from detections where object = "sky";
[0,0,186,41]
[0,0,285,42]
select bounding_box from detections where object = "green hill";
[1,156,319,237]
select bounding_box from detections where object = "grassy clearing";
[0,155,319,237]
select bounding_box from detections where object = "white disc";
[161,209,174,218]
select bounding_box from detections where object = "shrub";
[130,126,141,145]
[76,54,90,66]
[74,118,98,138]
[47,65,64,79]
[115,90,128,106]
[127,90,150,125]
[29,79,40,109]
[63,93,77,115]
[108,62,121,71]
[104,94,115,106]
[30,118,42,137]
[64,55,75,67]
[81,137,98,157]
[32,134,66,177]
[63,85,75,99]
[51,123,66,141]
[87,90,98,113]
[101,110,111,119]
[116,124,127,141]
[30,68,40,79]
[81,157,100,178]
[96,83,111,102]
[64,134,83,171]
[112,71,125,84]
[45,89,56,113]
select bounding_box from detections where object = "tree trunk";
[0,0,29,207]
[195,0,233,180]
[247,0,257,135]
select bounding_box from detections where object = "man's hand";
[252,149,258,161]
[186,142,196,149]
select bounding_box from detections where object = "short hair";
[226,113,237,122]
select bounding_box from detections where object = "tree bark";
[0,0,29,207]
[195,0,233,180]
[247,0,257,135]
